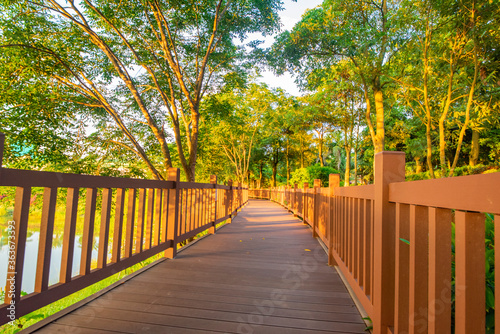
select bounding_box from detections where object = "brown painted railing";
[249,151,500,334]
[0,134,248,326]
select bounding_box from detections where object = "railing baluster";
[4,187,31,304]
[357,198,364,287]
[145,188,155,250]
[210,176,217,234]
[455,211,485,334]
[124,189,136,258]
[394,203,410,333]
[428,207,452,334]
[60,188,79,283]
[364,199,372,299]
[35,187,57,292]
[135,188,146,254]
[97,188,112,268]
[112,188,125,263]
[353,197,359,280]
[161,188,169,244]
[195,188,199,229]
[154,188,162,247]
[203,188,207,226]
[181,189,186,235]
[165,168,180,258]
[312,179,320,237]
[348,197,353,270]
[328,175,339,266]
[302,188,305,222]
[188,188,193,231]
[80,188,97,275]
[186,189,193,233]
[340,196,345,261]
[409,205,429,333]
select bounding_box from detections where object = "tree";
[392,0,497,177]
[0,0,282,180]
[208,84,272,184]
[269,0,407,154]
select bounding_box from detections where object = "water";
[0,232,99,296]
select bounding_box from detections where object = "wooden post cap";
[329,174,340,188]
[167,168,180,182]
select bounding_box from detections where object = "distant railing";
[0,133,248,325]
[249,151,500,334]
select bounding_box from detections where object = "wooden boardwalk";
[29,199,366,334]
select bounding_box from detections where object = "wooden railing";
[0,134,248,326]
[249,151,500,334]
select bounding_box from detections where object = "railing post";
[209,175,217,234]
[373,151,405,334]
[293,183,298,216]
[328,174,340,266]
[303,182,309,222]
[165,168,180,259]
[228,179,233,223]
[234,182,240,216]
[312,179,321,238]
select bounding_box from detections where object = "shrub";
[289,165,341,188]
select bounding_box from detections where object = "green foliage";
[307,165,340,187]
[289,168,310,188]
[406,164,499,181]
[0,0,283,181]
[290,165,341,188]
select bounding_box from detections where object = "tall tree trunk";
[421,5,436,179]
[353,151,358,186]
[439,61,455,177]
[415,157,423,173]
[272,163,277,187]
[469,130,480,166]
[373,86,385,153]
[300,137,305,168]
[318,134,324,166]
[344,146,351,187]
[286,139,290,184]
[449,2,478,177]
[259,164,263,188]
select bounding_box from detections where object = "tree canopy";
[0,0,499,187]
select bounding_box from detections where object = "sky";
[254,0,324,96]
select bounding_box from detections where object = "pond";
[0,228,99,299]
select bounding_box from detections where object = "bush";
[405,164,499,181]
[289,168,309,188]
[290,165,341,188]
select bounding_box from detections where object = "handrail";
[0,134,248,326]
[249,151,499,334]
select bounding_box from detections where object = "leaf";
[486,286,495,309]
[400,238,410,245]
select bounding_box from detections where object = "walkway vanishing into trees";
[26,200,366,333]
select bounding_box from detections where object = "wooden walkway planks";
[29,199,366,334]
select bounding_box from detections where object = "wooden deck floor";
[29,199,366,334]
